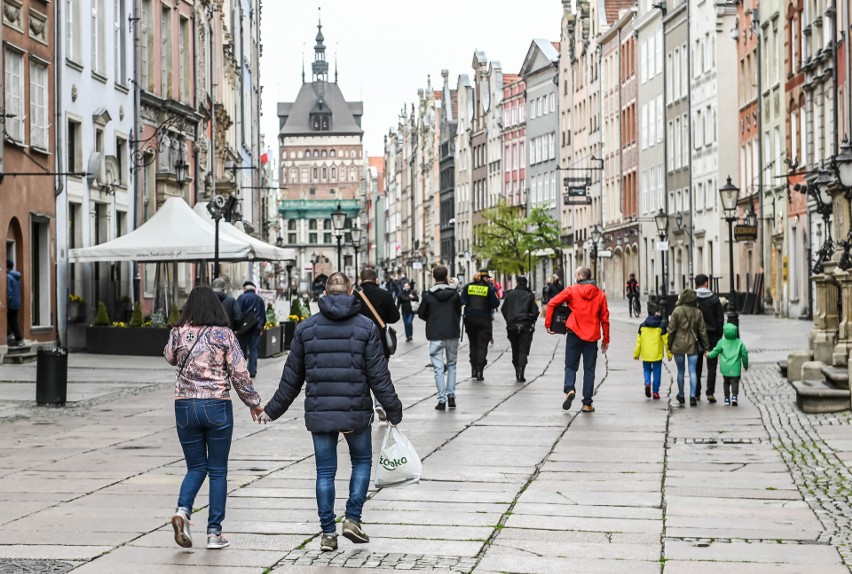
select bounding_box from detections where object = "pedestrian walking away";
[666,288,710,407]
[397,282,419,342]
[460,270,501,381]
[163,286,264,550]
[357,268,401,421]
[417,265,463,410]
[545,266,610,413]
[501,276,539,382]
[212,277,242,331]
[5,259,23,346]
[707,322,749,406]
[694,273,725,402]
[236,281,266,378]
[256,272,403,552]
[633,301,672,400]
[626,273,641,318]
[546,274,563,304]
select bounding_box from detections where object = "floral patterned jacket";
[164,325,261,407]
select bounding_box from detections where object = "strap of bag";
[178,327,207,379]
[357,290,386,329]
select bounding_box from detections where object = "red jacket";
[545,282,610,344]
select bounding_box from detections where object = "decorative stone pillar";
[811,266,840,365]
[833,267,852,366]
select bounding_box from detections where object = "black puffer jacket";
[417,284,462,340]
[264,293,403,433]
[501,286,539,327]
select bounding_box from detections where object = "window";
[649,101,656,145]
[92,0,106,74]
[161,5,172,95]
[641,103,648,149]
[141,0,153,90]
[666,53,673,102]
[290,168,297,183]
[530,100,536,120]
[67,0,82,62]
[641,40,647,83]
[4,49,24,143]
[667,120,674,170]
[116,136,127,184]
[641,169,649,214]
[680,46,687,98]
[68,119,82,172]
[30,61,49,151]
[694,110,702,149]
[312,167,318,181]
[331,166,337,179]
[114,0,127,84]
[655,30,663,74]
[537,97,543,116]
[179,16,190,101]
[549,93,555,113]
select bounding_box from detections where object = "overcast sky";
[259,1,563,163]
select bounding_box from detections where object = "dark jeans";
[402,311,415,339]
[564,329,598,405]
[723,376,740,398]
[464,316,493,372]
[643,360,662,393]
[695,334,721,396]
[239,329,262,376]
[7,308,21,343]
[311,426,373,534]
[175,399,234,535]
[507,324,534,369]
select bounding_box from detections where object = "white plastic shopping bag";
[374,424,422,489]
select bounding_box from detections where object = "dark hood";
[7,270,20,280]
[215,290,227,302]
[575,280,601,300]
[677,288,698,307]
[639,315,664,331]
[319,293,362,320]
[429,283,457,301]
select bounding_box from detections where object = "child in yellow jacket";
[634,302,672,400]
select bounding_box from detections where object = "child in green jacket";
[707,322,749,406]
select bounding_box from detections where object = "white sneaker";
[207,533,230,549]
[375,405,387,422]
[171,509,192,548]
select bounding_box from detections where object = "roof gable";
[279,83,364,137]
[520,39,560,77]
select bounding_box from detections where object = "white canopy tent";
[192,203,295,262]
[68,197,252,263]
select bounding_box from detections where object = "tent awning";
[192,203,296,262]
[70,197,250,263]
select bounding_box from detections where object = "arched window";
[312,167,318,180]
[330,149,336,157]
[305,149,310,157]
[322,167,327,180]
[331,167,337,179]
[313,150,319,158]
[322,150,327,157]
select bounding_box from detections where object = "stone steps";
[821,366,850,390]
[3,344,37,365]
[792,380,852,413]
[778,360,788,378]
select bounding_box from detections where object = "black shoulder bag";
[358,290,397,355]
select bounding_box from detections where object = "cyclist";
[626,273,641,318]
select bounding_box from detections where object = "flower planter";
[86,326,171,356]
[282,321,296,351]
[69,303,86,324]
[259,326,283,358]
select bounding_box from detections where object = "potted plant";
[69,294,86,323]
[86,302,171,356]
[259,320,283,358]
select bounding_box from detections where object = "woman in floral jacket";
[164,286,264,550]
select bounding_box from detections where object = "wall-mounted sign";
[734,224,758,241]
[564,195,592,206]
[567,186,587,197]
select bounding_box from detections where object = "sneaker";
[320,533,338,552]
[724,396,731,405]
[171,509,192,548]
[581,404,595,413]
[341,517,370,544]
[435,401,446,411]
[562,390,576,410]
[707,394,717,403]
[690,397,697,407]
[207,533,230,549]
[644,384,652,398]
[731,396,738,407]
[652,392,660,400]
[676,394,685,405]
[447,396,456,409]
[374,405,387,422]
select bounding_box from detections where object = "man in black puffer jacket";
[501,276,539,383]
[260,272,402,552]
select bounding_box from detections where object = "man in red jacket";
[545,266,610,413]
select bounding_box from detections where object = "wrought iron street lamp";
[331,203,347,271]
[174,155,188,188]
[719,176,740,326]
[590,225,602,281]
[350,225,362,286]
[654,208,669,315]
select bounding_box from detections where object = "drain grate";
[674,437,764,445]
[0,559,78,574]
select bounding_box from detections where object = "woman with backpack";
[666,288,709,407]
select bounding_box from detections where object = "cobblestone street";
[0,305,849,573]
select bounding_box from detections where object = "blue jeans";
[175,399,234,534]
[674,354,699,398]
[430,339,459,402]
[239,329,262,376]
[564,330,598,405]
[312,426,373,534]
[402,312,415,339]
[643,361,662,393]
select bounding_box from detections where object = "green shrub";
[94,301,110,326]
[167,303,181,327]
[128,302,143,327]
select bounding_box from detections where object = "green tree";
[128,302,143,327]
[475,203,561,275]
[94,301,111,326]
[167,303,181,327]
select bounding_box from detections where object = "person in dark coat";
[546,274,564,302]
[357,267,401,422]
[501,276,539,383]
[417,265,462,410]
[5,259,22,346]
[258,272,403,552]
[236,281,266,378]
[460,270,500,381]
[396,282,419,342]
[694,273,725,402]
[212,277,241,330]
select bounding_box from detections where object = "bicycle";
[628,295,641,318]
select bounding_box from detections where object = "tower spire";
[301,44,305,83]
[334,43,338,83]
[311,7,328,82]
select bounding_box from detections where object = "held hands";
[250,406,264,422]
[256,411,273,424]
